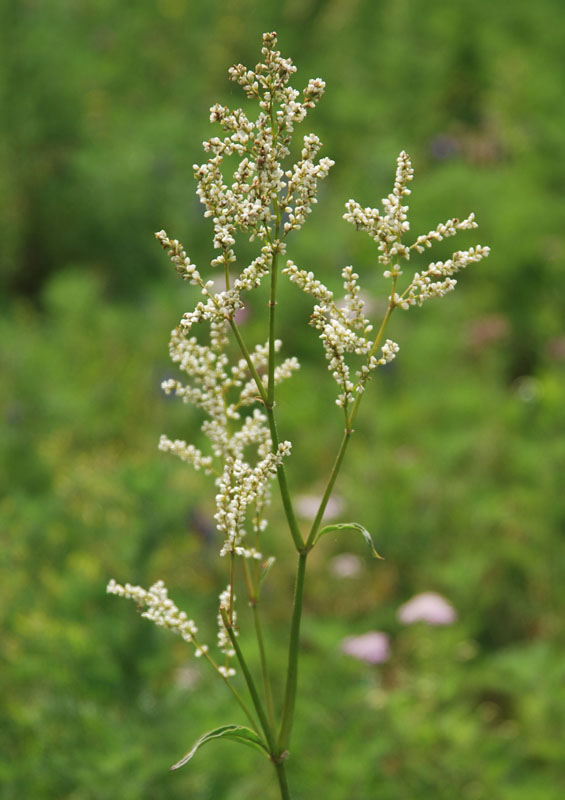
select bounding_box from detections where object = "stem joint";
[270,750,290,765]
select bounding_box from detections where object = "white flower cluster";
[285,151,489,407]
[283,261,381,409]
[343,151,414,265]
[157,435,213,472]
[132,53,330,695]
[154,32,336,564]
[160,328,294,554]
[398,245,491,307]
[106,579,208,656]
[343,150,490,299]
[378,339,400,365]
[283,133,334,234]
[192,30,332,268]
[106,579,241,678]
[411,212,479,253]
[215,441,292,558]
[155,36,333,337]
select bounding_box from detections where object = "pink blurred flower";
[340,632,390,664]
[329,553,363,578]
[295,493,344,521]
[397,592,457,626]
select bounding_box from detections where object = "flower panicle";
[152,32,344,563]
[106,579,208,657]
[285,150,488,407]
[215,441,292,557]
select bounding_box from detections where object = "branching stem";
[220,608,277,755]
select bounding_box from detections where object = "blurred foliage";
[1,0,565,798]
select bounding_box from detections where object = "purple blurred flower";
[340,632,390,664]
[397,592,457,626]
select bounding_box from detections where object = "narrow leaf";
[316,522,384,559]
[170,725,269,771]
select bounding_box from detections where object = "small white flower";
[217,666,237,678]
[377,339,399,365]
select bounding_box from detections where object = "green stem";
[267,231,280,408]
[303,288,398,551]
[252,602,276,730]
[275,280,398,757]
[229,318,269,405]
[277,552,307,752]
[202,651,259,734]
[266,219,304,552]
[305,429,353,550]
[242,559,276,730]
[273,289,399,756]
[266,407,304,551]
[273,760,292,800]
[220,608,277,755]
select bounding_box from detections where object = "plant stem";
[202,651,259,734]
[267,226,280,409]
[266,407,304,551]
[277,551,307,752]
[243,559,276,730]
[273,292,398,756]
[266,220,304,552]
[305,429,353,550]
[221,608,277,755]
[229,319,269,405]
[305,285,398,550]
[273,759,292,800]
[252,602,276,730]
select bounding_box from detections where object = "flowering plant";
[108,32,489,799]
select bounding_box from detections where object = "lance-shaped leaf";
[170,725,270,771]
[315,522,384,559]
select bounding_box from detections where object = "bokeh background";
[1,1,564,798]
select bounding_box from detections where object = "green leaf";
[170,725,270,771]
[316,522,384,559]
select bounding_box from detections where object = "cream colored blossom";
[106,579,203,648]
[286,150,488,407]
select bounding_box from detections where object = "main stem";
[274,760,292,800]
[265,221,304,553]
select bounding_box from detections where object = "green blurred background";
[1,1,564,798]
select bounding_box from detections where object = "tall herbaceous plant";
[108,33,489,799]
